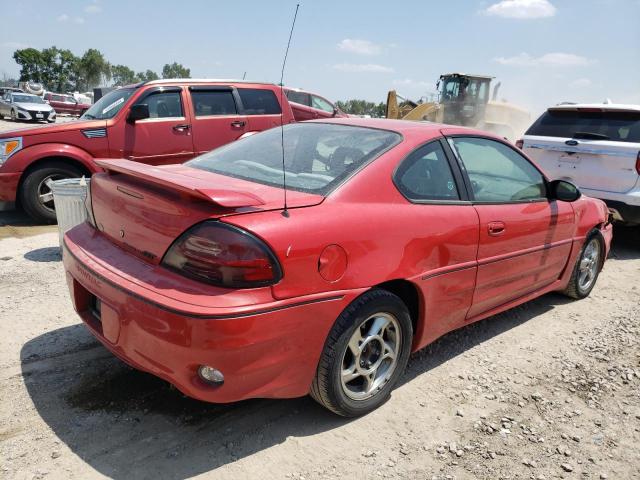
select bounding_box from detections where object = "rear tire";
[562,232,604,299]
[310,289,413,417]
[19,161,84,224]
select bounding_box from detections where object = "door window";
[311,95,334,113]
[191,90,237,117]
[450,137,546,202]
[395,141,460,201]
[285,90,310,106]
[237,88,281,115]
[136,91,183,119]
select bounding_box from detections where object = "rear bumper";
[0,172,20,207]
[62,224,362,403]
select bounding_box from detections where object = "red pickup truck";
[43,92,91,116]
[0,79,295,222]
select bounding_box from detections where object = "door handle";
[488,221,505,236]
[173,124,190,131]
[231,120,246,128]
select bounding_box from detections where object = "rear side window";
[285,90,310,106]
[237,88,281,115]
[191,90,237,116]
[395,141,460,201]
[526,110,640,143]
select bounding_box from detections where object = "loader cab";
[437,73,492,127]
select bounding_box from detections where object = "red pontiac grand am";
[62,118,612,416]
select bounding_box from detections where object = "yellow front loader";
[386,73,530,140]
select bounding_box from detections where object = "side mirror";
[332,107,339,117]
[128,104,149,122]
[549,179,581,202]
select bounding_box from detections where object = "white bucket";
[52,177,90,248]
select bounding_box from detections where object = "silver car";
[0,92,56,123]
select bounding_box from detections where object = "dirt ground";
[0,205,638,480]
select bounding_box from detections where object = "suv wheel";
[310,289,413,417]
[19,161,84,224]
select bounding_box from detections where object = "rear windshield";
[187,123,401,195]
[526,109,640,143]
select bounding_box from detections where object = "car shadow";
[0,210,57,239]
[21,289,573,480]
[23,246,61,262]
[609,225,640,260]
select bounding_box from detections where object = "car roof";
[307,117,486,136]
[143,78,276,87]
[549,103,640,113]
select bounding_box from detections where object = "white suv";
[519,103,640,225]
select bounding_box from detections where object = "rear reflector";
[636,151,640,176]
[162,221,282,289]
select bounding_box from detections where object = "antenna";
[242,71,246,80]
[279,3,300,217]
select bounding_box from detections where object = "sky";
[1,0,639,116]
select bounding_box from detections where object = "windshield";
[526,110,640,143]
[81,88,135,120]
[13,95,44,104]
[188,123,402,195]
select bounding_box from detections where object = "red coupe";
[62,118,612,416]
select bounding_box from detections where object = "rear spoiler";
[95,159,265,208]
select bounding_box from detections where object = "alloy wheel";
[578,238,600,292]
[37,174,65,212]
[341,312,401,400]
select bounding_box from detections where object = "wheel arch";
[373,279,422,340]
[16,155,94,206]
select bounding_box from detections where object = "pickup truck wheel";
[19,162,84,224]
[310,289,413,417]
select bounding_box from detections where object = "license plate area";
[35,113,43,118]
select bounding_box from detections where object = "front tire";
[10,109,17,122]
[562,232,604,299]
[19,161,84,224]
[310,289,413,417]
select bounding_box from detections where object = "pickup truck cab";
[43,92,91,116]
[284,87,347,121]
[0,79,295,222]
[520,103,640,225]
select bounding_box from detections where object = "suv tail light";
[515,139,524,149]
[162,221,282,289]
[636,151,640,175]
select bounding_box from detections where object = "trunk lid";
[90,160,323,264]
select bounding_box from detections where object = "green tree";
[13,48,46,83]
[75,48,111,90]
[162,62,190,79]
[335,99,386,117]
[137,69,159,82]
[111,64,139,86]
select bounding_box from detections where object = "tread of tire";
[310,289,398,416]
[563,230,602,299]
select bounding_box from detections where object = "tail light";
[162,221,282,289]
[515,139,524,149]
[636,151,640,175]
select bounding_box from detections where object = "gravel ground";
[0,115,76,133]
[0,210,638,480]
